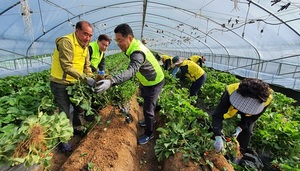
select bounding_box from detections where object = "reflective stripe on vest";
[50,33,88,82]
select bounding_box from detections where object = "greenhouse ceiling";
[1,0,300,89]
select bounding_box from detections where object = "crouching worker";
[188,54,206,67]
[172,56,206,97]
[211,78,273,155]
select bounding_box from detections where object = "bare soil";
[48,95,232,171]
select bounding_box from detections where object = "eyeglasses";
[79,29,93,38]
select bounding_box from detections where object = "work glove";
[98,70,105,76]
[232,126,242,138]
[214,136,224,153]
[171,67,179,77]
[86,77,96,87]
[95,79,111,93]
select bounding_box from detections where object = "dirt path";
[48,95,234,171]
[49,95,161,171]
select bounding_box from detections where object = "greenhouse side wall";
[155,49,300,91]
[0,56,52,78]
[1,50,299,92]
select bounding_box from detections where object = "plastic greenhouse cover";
[0,0,299,90]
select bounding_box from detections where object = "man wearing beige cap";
[211,78,273,155]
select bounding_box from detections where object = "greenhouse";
[1,0,300,90]
[1,0,300,171]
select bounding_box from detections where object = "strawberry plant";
[0,70,54,136]
[63,52,138,131]
[67,80,96,117]
[155,65,300,170]
[1,53,299,170]
[200,80,225,109]
[155,78,214,163]
[0,111,73,169]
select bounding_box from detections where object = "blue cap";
[172,56,180,64]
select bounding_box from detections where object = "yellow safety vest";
[224,83,273,119]
[161,55,173,63]
[179,60,205,81]
[125,38,164,86]
[189,55,202,63]
[50,33,88,82]
[89,41,104,68]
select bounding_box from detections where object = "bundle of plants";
[0,111,73,169]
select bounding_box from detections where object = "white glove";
[86,77,96,87]
[95,79,112,93]
[232,126,242,138]
[214,136,224,153]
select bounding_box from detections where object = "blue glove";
[232,126,242,138]
[214,136,224,153]
[95,79,112,93]
[98,70,105,75]
[86,77,96,87]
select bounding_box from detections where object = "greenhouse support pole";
[41,55,44,65]
[292,66,298,89]
[14,59,17,70]
[26,57,29,75]
[292,78,297,90]
[256,59,260,79]
[227,55,231,71]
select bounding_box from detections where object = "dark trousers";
[50,81,85,127]
[237,122,255,153]
[190,73,206,96]
[140,79,165,136]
